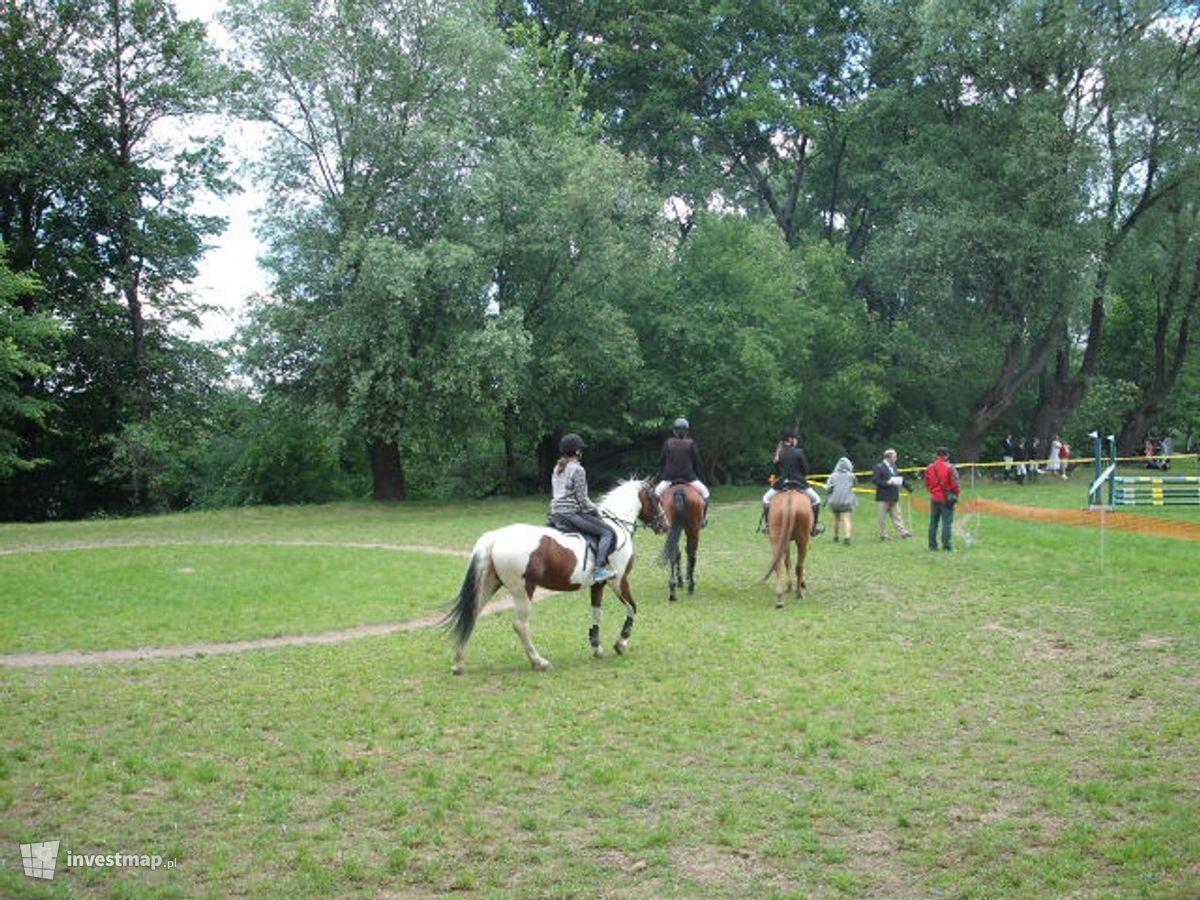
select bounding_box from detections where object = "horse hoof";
[593,647,605,659]
[451,664,465,676]
[531,658,552,671]
[774,599,785,609]
[687,584,695,595]
[614,640,628,655]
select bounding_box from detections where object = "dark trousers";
[551,512,615,567]
[928,500,955,550]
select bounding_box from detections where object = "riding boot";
[811,505,825,536]
[702,498,709,528]
[759,504,770,536]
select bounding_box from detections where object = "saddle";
[776,478,807,493]
[546,517,599,570]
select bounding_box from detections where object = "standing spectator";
[1014,437,1029,483]
[1060,439,1072,477]
[924,448,961,552]
[1161,435,1173,470]
[1047,434,1065,479]
[1144,437,1157,469]
[1029,436,1044,476]
[1002,433,1015,480]
[872,449,913,540]
[825,457,858,546]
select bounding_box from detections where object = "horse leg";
[775,547,793,608]
[685,534,697,594]
[590,584,605,658]
[511,591,551,671]
[613,575,638,655]
[668,548,680,602]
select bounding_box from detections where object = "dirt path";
[0,596,523,670]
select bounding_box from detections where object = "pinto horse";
[446,479,666,674]
[762,489,813,608]
[658,483,704,601]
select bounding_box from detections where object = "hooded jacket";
[825,457,858,512]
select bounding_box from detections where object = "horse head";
[638,478,669,534]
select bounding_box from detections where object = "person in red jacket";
[924,447,961,552]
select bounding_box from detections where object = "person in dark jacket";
[761,426,824,536]
[872,448,913,540]
[654,417,710,525]
[924,447,961,552]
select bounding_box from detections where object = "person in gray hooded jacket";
[825,457,859,545]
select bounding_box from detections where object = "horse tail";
[444,533,497,648]
[761,494,796,581]
[659,487,687,565]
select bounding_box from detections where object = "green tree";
[0,245,58,479]
[0,0,233,517]
[229,0,520,499]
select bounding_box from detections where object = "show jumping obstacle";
[1087,432,1199,509]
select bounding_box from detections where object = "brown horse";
[658,483,705,601]
[762,489,813,608]
[446,479,666,674]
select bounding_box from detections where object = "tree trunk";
[537,433,558,494]
[369,439,406,500]
[956,317,1065,461]
[503,402,518,495]
[1116,247,1200,455]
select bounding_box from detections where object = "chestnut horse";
[446,479,666,674]
[762,489,813,608]
[658,483,704,601]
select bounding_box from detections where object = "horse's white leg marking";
[511,591,551,671]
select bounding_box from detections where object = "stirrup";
[592,565,616,582]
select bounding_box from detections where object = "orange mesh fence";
[908,496,1200,541]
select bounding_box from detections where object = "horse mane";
[599,477,647,514]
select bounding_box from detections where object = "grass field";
[1,473,1197,898]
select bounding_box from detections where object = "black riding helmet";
[780,425,798,441]
[559,433,586,456]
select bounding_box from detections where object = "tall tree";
[228,0,521,499]
[1103,194,1200,454]
[1033,5,1200,440]
[0,0,233,517]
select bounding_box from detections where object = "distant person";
[550,433,617,582]
[1029,436,1044,476]
[1060,439,1072,477]
[1002,433,1015,480]
[824,457,859,546]
[762,426,824,537]
[871,448,912,540]
[1047,434,1065,479]
[1161,435,1173,470]
[924,447,961,552]
[1144,437,1158,469]
[655,417,710,525]
[1014,436,1029,482]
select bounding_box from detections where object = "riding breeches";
[655,480,709,500]
[550,512,615,567]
